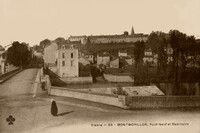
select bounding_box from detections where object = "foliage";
[39,39,51,48]
[113,85,128,95]
[6,41,32,67]
[32,45,41,52]
[133,41,145,67]
[54,37,66,44]
[147,31,168,73]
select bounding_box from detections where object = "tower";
[131,26,135,35]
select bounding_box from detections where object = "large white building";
[88,27,148,44]
[57,44,79,77]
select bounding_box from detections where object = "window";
[62,53,65,58]
[71,53,73,58]
[71,61,73,67]
[62,61,65,66]
[55,60,57,65]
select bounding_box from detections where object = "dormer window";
[70,45,74,49]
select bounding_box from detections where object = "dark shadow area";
[46,68,67,87]
[58,111,74,116]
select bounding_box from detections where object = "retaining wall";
[60,76,93,84]
[103,73,134,83]
[50,86,128,109]
[50,86,200,109]
[158,82,200,96]
[127,96,200,109]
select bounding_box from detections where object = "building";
[123,56,135,66]
[80,50,94,63]
[57,44,79,77]
[143,48,154,63]
[97,52,110,67]
[118,50,128,57]
[44,42,58,67]
[88,27,148,44]
[79,56,90,66]
[110,58,119,68]
[0,49,6,74]
[68,35,87,44]
[0,45,5,66]
[33,50,43,59]
[165,47,173,63]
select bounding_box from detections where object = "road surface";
[0,68,200,133]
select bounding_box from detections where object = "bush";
[113,86,128,95]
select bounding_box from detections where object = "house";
[0,49,6,74]
[97,52,110,67]
[0,50,5,65]
[143,48,154,64]
[44,42,58,66]
[33,50,43,59]
[123,56,135,66]
[110,58,119,68]
[165,47,173,63]
[79,56,90,66]
[80,50,94,63]
[68,35,87,45]
[57,44,79,77]
[153,54,158,65]
[118,50,127,57]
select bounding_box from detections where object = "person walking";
[51,99,58,116]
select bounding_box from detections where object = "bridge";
[0,68,199,133]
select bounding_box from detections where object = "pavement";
[0,68,200,133]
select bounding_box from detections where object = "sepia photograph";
[0,0,200,133]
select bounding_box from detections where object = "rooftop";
[88,33,148,39]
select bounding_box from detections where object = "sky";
[0,0,200,46]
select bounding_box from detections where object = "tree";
[168,30,188,94]
[133,41,145,67]
[32,45,41,52]
[147,31,168,74]
[6,41,31,67]
[39,39,51,48]
[54,37,66,44]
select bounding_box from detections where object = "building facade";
[44,42,58,66]
[88,33,148,44]
[110,58,119,68]
[143,48,154,63]
[86,27,148,44]
[57,44,79,77]
[68,35,87,44]
[97,52,110,67]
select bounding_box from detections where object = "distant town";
[1,26,200,96]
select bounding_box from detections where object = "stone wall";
[49,85,200,109]
[103,73,134,83]
[127,96,200,109]
[158,82,200,96]
[50,86,128,109]
[60,76,93,84]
